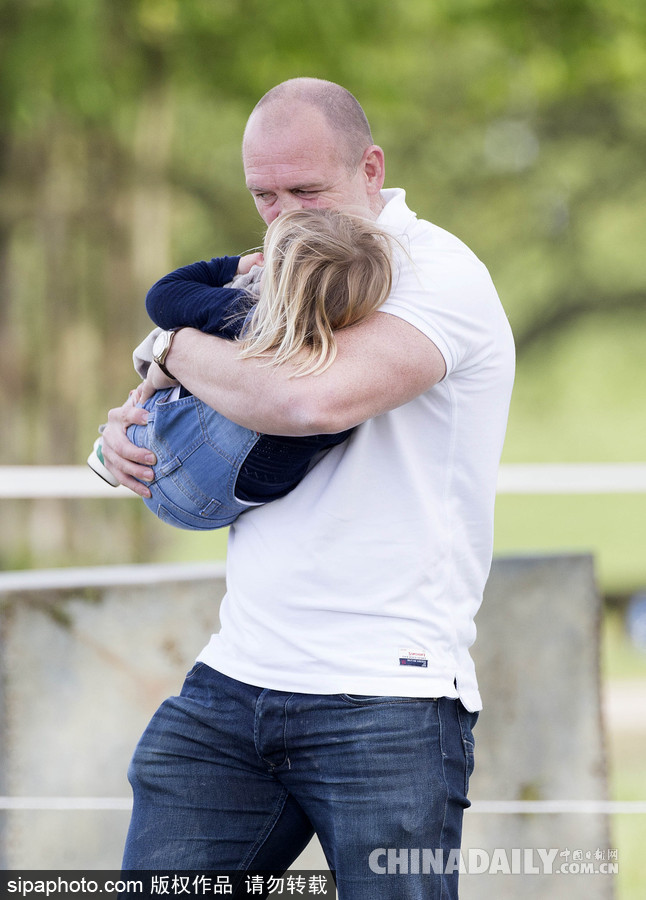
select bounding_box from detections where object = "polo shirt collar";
[378,188,417,230]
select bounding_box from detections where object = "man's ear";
[361,145,386,195]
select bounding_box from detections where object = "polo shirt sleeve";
[379,226,506,378]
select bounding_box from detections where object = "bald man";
[105,79,515,899]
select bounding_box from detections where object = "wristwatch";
[152,329,181,378]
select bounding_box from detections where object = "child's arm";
[146,254,261,338]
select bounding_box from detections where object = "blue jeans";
[123,665,477,899]
[126,389,261,530]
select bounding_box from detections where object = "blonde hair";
[238,208,393,377]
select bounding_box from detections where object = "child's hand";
[134,363,178,405]
[237,251,264,275]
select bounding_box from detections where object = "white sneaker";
[87,437,120,487]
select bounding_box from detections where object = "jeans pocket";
[185,662,206,680]
[179,662,212,703]
[457,704,478,796]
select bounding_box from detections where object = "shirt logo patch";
[399,647,428,668]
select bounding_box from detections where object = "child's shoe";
[87,436,120,487]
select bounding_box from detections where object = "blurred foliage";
[0,0,644,573]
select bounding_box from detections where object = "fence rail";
[1,463,646,498]
[0,796,644,814]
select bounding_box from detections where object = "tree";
[1,0,644,563]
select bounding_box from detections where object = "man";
[102,78,515,898]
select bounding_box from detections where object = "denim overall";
[127,388,262,530]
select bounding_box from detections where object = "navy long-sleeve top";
[146,256,250,338]
[145,257,352,504]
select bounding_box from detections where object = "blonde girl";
[88,208,394,529]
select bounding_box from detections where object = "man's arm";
[100,310,445,494]
[166,310,445,435]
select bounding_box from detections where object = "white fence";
[1,462,646,498]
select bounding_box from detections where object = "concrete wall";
[0,555,613,897]
[463,554,612,899]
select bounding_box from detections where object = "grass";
[493,493,646,598]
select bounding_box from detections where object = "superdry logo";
[399,648,428,668]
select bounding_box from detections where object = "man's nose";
[278,194,305,214]
[263,194,305,225]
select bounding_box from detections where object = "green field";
[494,493,646,597]
[494,310,645,598]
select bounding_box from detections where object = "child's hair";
[238,208,394,377]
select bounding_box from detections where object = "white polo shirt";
[197,188,515,711]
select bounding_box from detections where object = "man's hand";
[101,392,157,498]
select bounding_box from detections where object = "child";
[88,208,394,530]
